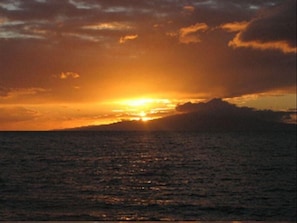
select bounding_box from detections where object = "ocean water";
[0,131,296,221]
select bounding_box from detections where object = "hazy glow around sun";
[110,97,175,121]
[119,98,171,107]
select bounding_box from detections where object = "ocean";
[0,131,296,221]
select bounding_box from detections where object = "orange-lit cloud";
[57,72,80,80]
[220,21,249,32]
[222,21,297,53]
[182,5,195,15]
[119,34,138,44]
[82,22,132,31]
[228,34,296,54]
[221,0,296,54]
[179,23,208,44]
[0,87,49,102]
[0,0,296,130]
[0,106,39,122]
[183,5,195,12]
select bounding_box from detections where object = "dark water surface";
[0,131,296,220]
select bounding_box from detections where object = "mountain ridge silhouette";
[61,98,296,131]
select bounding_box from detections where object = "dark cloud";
[222,0,296,53]
[176,98,292,123]
[243,0,296,45]
[0,0,296,129]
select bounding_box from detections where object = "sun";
[121,98,155,108]
[138,111,150,122]
[111,97,175,122]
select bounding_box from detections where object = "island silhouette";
[63,98,296,131]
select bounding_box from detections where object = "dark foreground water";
[0,131,296,221]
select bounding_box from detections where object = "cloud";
[0,106,39,123]
[176,98,292,123]
[176,98,230,113]
[179,23,208,44]
[220,21,249,32]
[2,87,47,97]
[0,0,295,107]
[119,34,138,43]
[0,87,49,104]
[221,0,296,53]
[182,5,195,16]
[58,72,80,79]
[82,22,133,31]
[183,5,195,12]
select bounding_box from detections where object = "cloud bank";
[0,0,296,129]
[221,0,296,53]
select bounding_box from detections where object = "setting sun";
[119,98,155,110]
[1,1,296,221]
[107,98,175,123]
[138,111,152,122]
[0,0,295,131]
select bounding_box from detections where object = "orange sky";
[0,0,296,130]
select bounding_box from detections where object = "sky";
[0,0,296,130]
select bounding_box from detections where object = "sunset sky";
[0,0,296,130]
